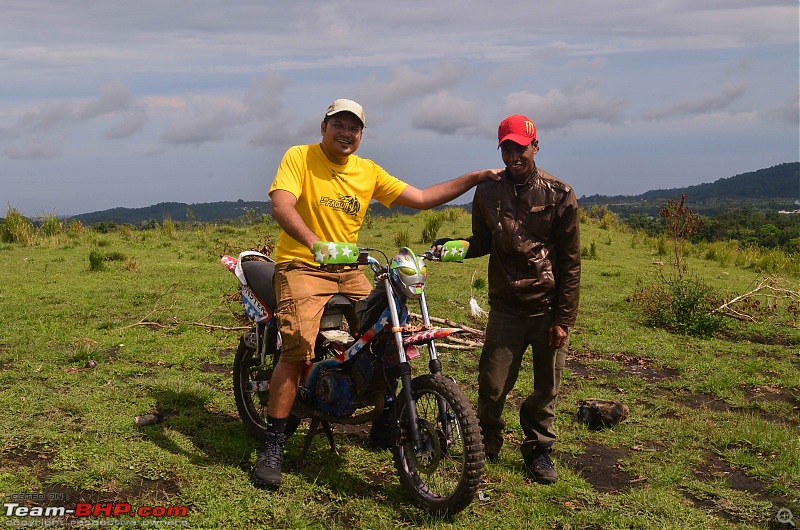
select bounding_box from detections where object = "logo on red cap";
[498,115,536,147]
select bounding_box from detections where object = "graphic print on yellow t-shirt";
[269,144,407,264]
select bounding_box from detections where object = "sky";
[1,1,798,217]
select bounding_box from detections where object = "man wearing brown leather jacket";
[433,114,580,484]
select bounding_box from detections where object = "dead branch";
[119,321,171,330]
[713,276,800,327]
[408,312,485,337]
[191,322,250,332]
[435,342,477,351]
[117,283,179,330]
[445,335,484,348]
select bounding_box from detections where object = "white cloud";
[161,103,247,146]
[641,83,748,121]
[4,137,61,159]
[359,61,470,108]
[105,112,148,140]
[759,86,800,127]
[13,80,137,135]
[504,81,628,132]
[411,92,484,136]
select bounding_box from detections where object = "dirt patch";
[677,386,800,426]
[1,444,181,506]
[693,452,769,497]
[558,444,635,493]
[567,350,679,384]
[678,394,732,412]
[742,334,793,347]
[687,452,792,527]
[200,362,230,375]
[742,383,800,407]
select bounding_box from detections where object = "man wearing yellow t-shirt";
[253,98,500,488]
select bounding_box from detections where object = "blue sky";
[2,0,798,217]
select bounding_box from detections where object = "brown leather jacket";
[464,166,580,326]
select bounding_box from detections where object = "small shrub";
[656,234,668,257]
[89,250,106,271]
[630,230,644,249]
[632,273,725,337]
[444,207,463,222]
[472,277,486,290]
[581,240,598,259]
[162,215,176,238]
[1,206,35,245]
[599,212,619,230]
[420,211,445,244]
[39,212,63,237]
[67,219,85,235]
[394,230,410,248]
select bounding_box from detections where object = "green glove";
[440,240,469,262]
[312,241,359,265]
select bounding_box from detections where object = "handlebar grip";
[439,240,469,262]
[312,241,359,265]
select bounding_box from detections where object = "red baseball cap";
[497,114,536,147]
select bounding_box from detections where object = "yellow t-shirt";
[269,144,408,264]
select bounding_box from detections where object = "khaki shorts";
[273,260,371,362]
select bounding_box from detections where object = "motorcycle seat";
[241,260,276,309]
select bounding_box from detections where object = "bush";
[393,229,410,248]
[581,240,598,259]
[89,250,106,271]
[420,211,445,244]
[1,207,35,245]
[162,215,176,238]
[632,273,725,337]
[39,212,63,237]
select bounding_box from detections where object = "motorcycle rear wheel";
[233,338,300,440]
[391,374,484,516]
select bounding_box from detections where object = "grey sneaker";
[252,431,287,488]
[524,448,558,484]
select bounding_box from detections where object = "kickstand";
[300,418,338,460]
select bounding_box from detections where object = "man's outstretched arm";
[392,169,502,210]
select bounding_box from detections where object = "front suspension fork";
[385,278,453,450]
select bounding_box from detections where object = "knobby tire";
[232,338,300,440]
[392,374,484,516]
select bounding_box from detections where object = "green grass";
[0,213,798,529]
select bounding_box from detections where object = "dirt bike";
[220,244,484,516]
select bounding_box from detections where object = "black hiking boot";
[524,446,558,484]
[252,431,287,489]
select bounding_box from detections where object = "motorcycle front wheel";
[391,374,484,517]
[232,337,300,440]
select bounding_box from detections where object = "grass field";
[0,210,798,529]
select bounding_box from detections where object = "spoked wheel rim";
[392,374,483,516]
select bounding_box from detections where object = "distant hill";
[63,162,799,226]
[580,162,799,217]
[67,199,428,226]
[69,200,272,226]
